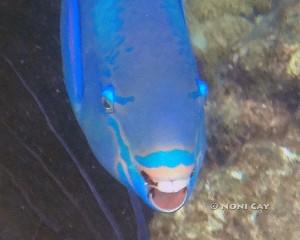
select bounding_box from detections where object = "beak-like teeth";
[156,178,189,193]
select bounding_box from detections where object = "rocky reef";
[150,0,300,239]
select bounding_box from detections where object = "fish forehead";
[113,0,197,93]
[80,0,198,93]
[79,0,203,152]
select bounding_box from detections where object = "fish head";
[101,69,208,212]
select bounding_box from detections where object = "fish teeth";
[156,178,189,193]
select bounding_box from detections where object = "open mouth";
[141,171,189,212]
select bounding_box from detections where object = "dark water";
[0,1,151,239]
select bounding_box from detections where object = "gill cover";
[61,0,207,212]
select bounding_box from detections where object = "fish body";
[61,0,207,212]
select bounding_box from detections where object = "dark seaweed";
[0,1,152,239]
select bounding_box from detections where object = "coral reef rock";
[150,0,300,239]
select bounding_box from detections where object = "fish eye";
[101,85,115,113]
[101,84,135,113]
[196,79,208,97]
[102,97,114,113]
[189,79,208,100]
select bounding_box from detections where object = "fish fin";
[61,0,84,112]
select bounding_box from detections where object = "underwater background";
[0,0,299,240]
[151,0,300,239]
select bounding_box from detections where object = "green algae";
[287,49,300,77]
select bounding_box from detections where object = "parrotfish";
[61,0,207,212]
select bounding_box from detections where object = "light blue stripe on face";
[107,117,132,164]
[109,117,149,201]
[135,150,194,168]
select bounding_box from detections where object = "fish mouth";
[141,171,190,212]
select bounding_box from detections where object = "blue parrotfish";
[60,0,208,212]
